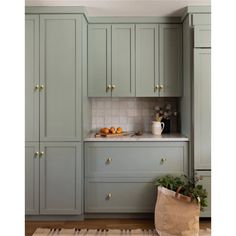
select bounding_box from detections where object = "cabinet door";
[194,49,211,169]
[195,171,211,217]
[39,142,82,215]
[88,24,111,97]
[25,15,39,141]
[111,25,135,97]
[40,15,82,141]
[160,24,182,97]
[25,142,39,215]
[136,24,159,97]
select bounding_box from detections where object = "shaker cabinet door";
[25,15,39,141]
[111,24,135,97]
[136,24,159,97]
[194,49,211,170]
[40,15,82,141]
[160,24,182,97]
[39,142,82,215]
[25,142,39,215]
[88,24,112,97]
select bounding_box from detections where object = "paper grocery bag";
[155,187,200,236]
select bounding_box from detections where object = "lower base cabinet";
[25,142,82,215]
[195,171,211,217]
[85,179,156,213]
[85,141,188,213]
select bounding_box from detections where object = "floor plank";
[25,218,211,236]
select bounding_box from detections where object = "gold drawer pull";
[154,85,159,91]
[106,193,112,200]
[106,158,112,164]
[34,85,39,91]
[160,158,167,164]
[106,85,111,92]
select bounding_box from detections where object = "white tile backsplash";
[91,98,178,132]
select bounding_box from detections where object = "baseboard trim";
[25,215,84,221]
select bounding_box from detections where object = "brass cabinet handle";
[106,85,111,92]
[39,85,44,91]
[106,158,112,164]
[159,85,164,90]
[39,151,44,157]
[154,85,159,91]
[111,85,116,90]
[34,151,39,157]
[35,85,39,91]
[160,158,167,164]
[106,193,112,199]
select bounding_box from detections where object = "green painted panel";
[136,24,159,97]
[40,15,82,141]
[160,24,182,97]
[194,25,211,48]
[88,24,112,97]
[194,49,211,170]
[195,171,211,217]
[40,142,82,215]
[25,15,39,141]
[111,24,135,97]
[192,14,211,26]
[25,142,39,215]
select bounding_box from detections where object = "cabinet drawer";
[85,142,187,177]
[194,25,211,48]
[85,179,156,213]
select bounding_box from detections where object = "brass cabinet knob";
[39,151,44,157]
[154,85,159,91]
[111,85,116,90]
[39,85,44,91]
[159,85,164,89]
[106,158,112,164]
[34,151,39,157]
[160,158,167,164]
[106,85,111,92]
[35,85,39,90]
[106,193,112,199]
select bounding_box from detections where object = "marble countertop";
[84,132,189,142]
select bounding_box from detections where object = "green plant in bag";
[154,175,208,211]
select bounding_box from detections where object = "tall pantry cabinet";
[25,13,87,215]
[182,10,211,217]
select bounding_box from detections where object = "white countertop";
[84,132,189,142]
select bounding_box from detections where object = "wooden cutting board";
[95,132,129,138]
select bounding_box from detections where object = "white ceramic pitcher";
[152,121,165,135]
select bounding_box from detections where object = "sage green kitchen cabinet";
[40,15,82,141]
[40,142,82,215]
[195,171,211,217]
[25,142,39,215]
[194,25,211,48]
[194,49,211,170]
[111,24,135,97]
[88,24,135,97]
[136,24,182,97]
[88,24,111,97]
[136,24,159,97]
[25,15,39,142]
[159,24,182,97]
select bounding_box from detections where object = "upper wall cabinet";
[39,15,82,141]
[88,25,111,97]
[88,24,135,97]
[159,24,182,97]
[136,24,159,97]
[25,15,39,141]
[136,24,182,97]
[111,25,135,97]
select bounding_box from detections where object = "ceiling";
[25,0,211,17]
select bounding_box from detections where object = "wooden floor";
[25,218,211,236]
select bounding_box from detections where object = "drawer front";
[85,180,156,213]
[194,25,211,48]
[85,143,187,177]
